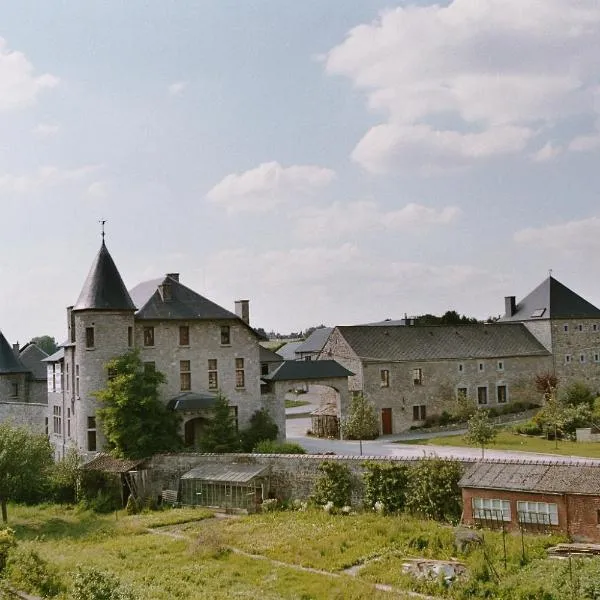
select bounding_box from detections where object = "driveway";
[286,416,600,463]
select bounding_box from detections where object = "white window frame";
[472,497,511,521]
[517,500,558,525]
[594,352,600,363]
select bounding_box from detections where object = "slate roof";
[460,462,600,495]
[259,345,284,363]
[18,344,48,380]
[0,331,28,374]
[166,391,218,411]
[42,348,65,363]
[181,463,268,483]
[73,242,136,312]
[263,359,354,381]
[500,276,600,321]
[296,328,333,355]
[82,453,145,473]
[275,341,303,360]
[332,323,550,362]
[130,275,242,322]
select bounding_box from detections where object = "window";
[531,308,546,318]
[517,501,558,526]
[75,365,80,396]
[235,358,245,388]
[497,385,507,404]
[180,360,191,391]
[380,369,390,387]
[87,416,97,452]
[45,417,48,436]
[457,387,468,400]
[472,498,511,521]
[564,324,569,332]
[85,327,95,349]
[52,364,56,392]
[143,326,155,347]
[208,359,218,390]
[220,325,231,345]
[597,509,600,525]
[261,363,269,376]
[412,368,423,385]
[11,381,19,398]
[66,363,69,391]
[128,326,133,347]
[67,408,71,437]
[144,361,155,374]
[412,405,426,421]
[497,361,504,371]
[53,406,62,434]
[179,325,190,346]
[580,354,586,363]
[458,363,464,373]
[595,352,600,363]
[594,324,598,332]
[477,386,488,405]
[565,354,572,364]
[478,362,485,372]
[578,324,583,332]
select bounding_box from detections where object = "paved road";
[286,416,600,463]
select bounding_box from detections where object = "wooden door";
[381,408,392,435]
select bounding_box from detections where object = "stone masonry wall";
[320,329,363,392]
[0,401,47,432]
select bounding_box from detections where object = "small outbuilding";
[310,403,340,438]
[179,463,270,512]
[460,461,600,541]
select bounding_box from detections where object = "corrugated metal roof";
[181,463,268,483]
[460,462,600,495]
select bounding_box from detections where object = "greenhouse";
[179,463,270,512]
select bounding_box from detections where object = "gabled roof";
[0,331,28,374]
[18,344,48,380]
[73,242,136,312]
[259,345,284,363]
[42,348,65,363]
[275,341,303,360]
[460,461,600,495]
[296,328,333,355]
[263,359,354,381]
[331,323,550,362]
[130,275,241,322]
[501,276,600,321]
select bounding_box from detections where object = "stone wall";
[320,329,363,392]
[0,401,47,432]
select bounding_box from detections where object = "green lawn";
[4,503,592,600]
[285,399,311,409]
[406,429,600,458]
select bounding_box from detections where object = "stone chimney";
[159,281,173,302]
[504,296,516,317]
[166,273,179,282]
[235,300,250,324]
[12,342,19,354]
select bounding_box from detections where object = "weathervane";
[100,219,107,242]
[548,268,553,277]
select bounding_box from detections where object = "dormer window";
[530,308,546,318]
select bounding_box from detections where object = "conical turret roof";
[0,331,28,374]
[73,242,136,311]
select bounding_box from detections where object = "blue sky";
[1,0,600,344]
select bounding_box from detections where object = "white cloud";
[293,201,460,241]
[530,142,562,163]
[0,165,100,194]
[33,123,60,137]
[87,181,109,199]
[0,37,59,111]
[514,216,600,252]
[168,81,188,97]
[325,1,600,174]
[206,161,336,213]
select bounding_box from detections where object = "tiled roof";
[332,323,550,361]
[82,453,145,473]
[264,359,354,381]
[460,462,600,495]
[296,328,333,354]
[501,276,600,321]
[18,344,48,380]
[73,242,136,312]
[0,331,28,374]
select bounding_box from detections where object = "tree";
[0,423,53,523]
[466,409,497,458]
[198,392,240,453]
[95,350,182,459]
[341,393,379,454]
[535,372,559,402]
[29,335,58,355]
[240,409,278,452]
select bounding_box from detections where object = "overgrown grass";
[406,429,600,458]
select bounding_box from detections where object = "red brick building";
[460,461,600,542]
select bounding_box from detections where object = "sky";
[2,0,600,344]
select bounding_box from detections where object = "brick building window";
[412,368,423,385]
[179,325,190,346]
[497,385,507,404]
[208,359,218,390]
[87,416,97,452]
[235,358,245,388]
[380,369,389,387]
[472,498,510,521]
[412,404,426,421]
[53,406,62,434]
[477,386,488,405]
[85,327,95,349]
[128,326,133,347]
[517,501,558,525]
[143,326,155,347]
[221,325,231,345]
[180,360,191,391]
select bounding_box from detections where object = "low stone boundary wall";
[146,453,472,506]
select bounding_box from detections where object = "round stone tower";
[71,240,136,457]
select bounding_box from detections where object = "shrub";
[562,381,596,408]
[312,461,352,508]
[514,421,543,436]
[240,409,279,452]
[4,547,63,597]
[362,461,410,513]
[0,528,16,574]
[253,440,306,454]
[49,448,80,503]
[71,566,137,600]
